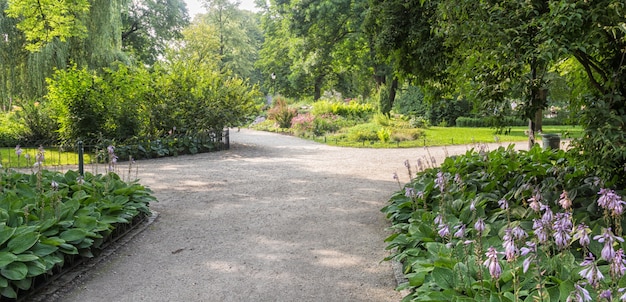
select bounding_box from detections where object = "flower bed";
[0,168,156,299]
[384,145,626,301]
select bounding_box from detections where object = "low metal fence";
[2,129,230,178]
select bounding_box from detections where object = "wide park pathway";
[59,129,527,302]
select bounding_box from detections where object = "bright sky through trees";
[184,0,259,18]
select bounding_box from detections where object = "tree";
[199,0,262,81]
[121,0,189,65]
[364,0,449,114]
[4,0,90,51]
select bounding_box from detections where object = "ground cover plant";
[0,162,156,299]
[384,145,626,301]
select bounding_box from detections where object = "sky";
[184,0,260,19]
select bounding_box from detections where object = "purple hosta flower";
[405,187,415,198]
[579,253,604,287]
[24,153,30,160]
[484,246,502,279]
[532,219,550,244]
[434,172,446,193]
[76,176,85,185]
[599,289,612,301]
[416,158,424,171]
[567,282,592,302]
[573,224,591,247]
[594,228,624,261]
[453,224,466,239]
[553,212,573,250]
[392,172,399,181]
[434,214,444,226]
[527,192,543,212]
[107,145,115,155]
[541,204,554,224]
[511,226,528,241]
[559,190,572,210]
[470,200,476,211]
[619,288,626,301]
[610,249,626,278]
[474,218,485,233]
[454,173,463,187]
[438,224,450,238]
[36,145,45,164]
[529,200,543,212]
[51,181,59,191]
[404,159,410,169]
[15,145,22,157]
[598,188,625,216]
[417,191,424,199]
[498,198,509,210]
[503,228,517,261]
[520,241,537,273]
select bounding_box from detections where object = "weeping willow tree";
[1,0,129,104]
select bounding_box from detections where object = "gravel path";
[59,129,527,302]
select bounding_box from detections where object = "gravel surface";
[57,129,527,302]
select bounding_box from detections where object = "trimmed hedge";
[456,116,569,127]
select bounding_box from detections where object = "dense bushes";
[0,169,156,299]
[384,145,626,301]
[456,116,570,127]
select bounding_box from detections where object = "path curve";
[59,129,526,302]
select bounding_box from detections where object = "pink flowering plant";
[383,145,626,301]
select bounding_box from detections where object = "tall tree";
[200,0,262,81]
[121,0,189,65]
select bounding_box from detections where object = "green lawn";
[0,146,95,168]
[314,125,582,148]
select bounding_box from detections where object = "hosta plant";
[384,145,626,301]
[0,168,156,299]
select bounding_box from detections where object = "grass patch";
[0,147,95,168]
[314,125,583,147]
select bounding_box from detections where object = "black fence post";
[78,141,84,177]
[224,129,230,150]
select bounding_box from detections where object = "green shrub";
[311,100,374,119]
[0,169,155,299]
[391,128,424,141]
[383,145,615,301]
[409,116,430,128]
[377,127,391,142]
[0,111,28,146]
[346,123,380,141]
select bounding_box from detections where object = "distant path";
[60,129,527,302]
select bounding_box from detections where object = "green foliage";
[311,100,374,120]
[383,145,623,301]
[456,116,568,128]
[346,123,380,142]
[0,111,27,146]
[571,98,626,187]
[0,169,155,299]
[376,127,391,143]
[378,84,392,115]
[394,85,427,116]
[45,64,150,142]
[5,0,90,51]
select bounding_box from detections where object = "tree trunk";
[314,75,324,100]
[389,77,398,112]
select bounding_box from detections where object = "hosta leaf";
[12,277,32,290]
[0,252,17,267]
[7,232,39,254]
[0,276,7,287]
[15,254,39,262]
[26,260,47,277]
[0,227,16,246]
[0,285,16,298]
[59,243,78,255]
[31,242,59,257]
[60,229,87,243]
[1,262,28,280]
